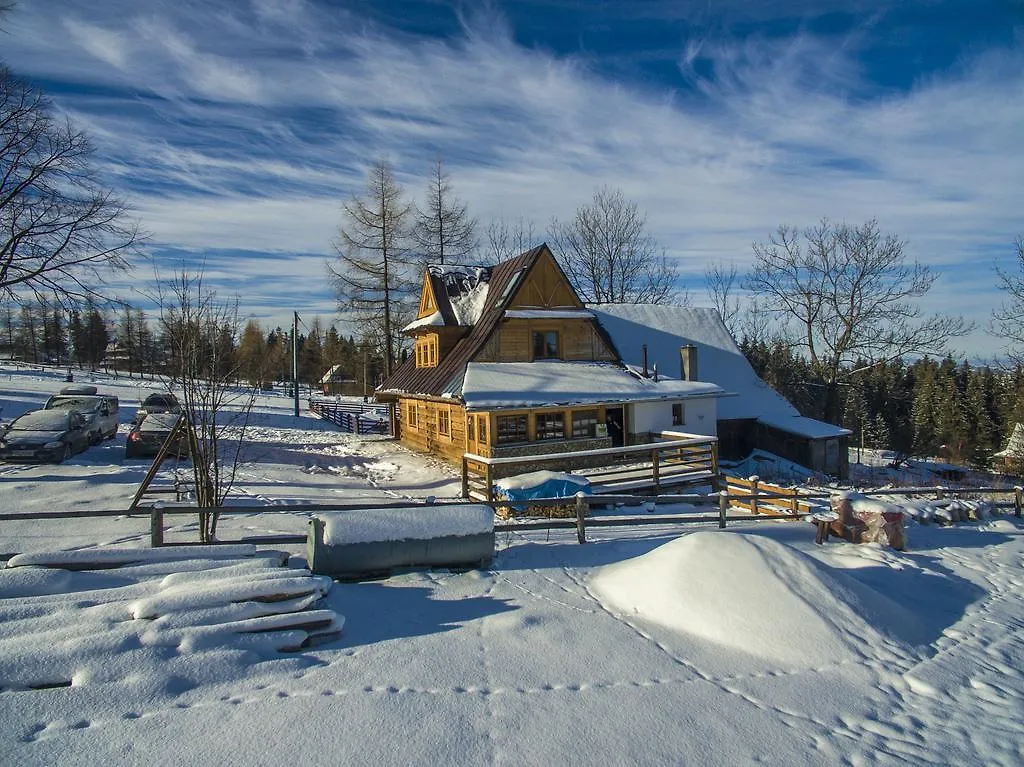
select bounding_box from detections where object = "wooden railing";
[308,398,392,435]
[723,474,817,517]
[461,434,719,502]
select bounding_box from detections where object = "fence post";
[652,449,660,490]
[750,476,759,516]
[1016,486,1022,518]
[710,442,721,491]
[719,490,728,529]
[461,456,469,499]
[150,502,164,548]
[485,463,494,504]
[575,492,588,544]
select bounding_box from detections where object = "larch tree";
[745,218,970,424]
[548,186,679,304]
[331,160,415,378]
[412,158,477,265]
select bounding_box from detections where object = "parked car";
[125,412,188,460]
[0,408,92,463]
[133,392,181,424]
[44,385,120,444]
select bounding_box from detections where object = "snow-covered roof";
[590,304,850,440]
[504,309,594,320]
[427,264,491,326]
[460,360,723,410]
[402,311,445,332]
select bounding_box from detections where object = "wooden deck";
[462,434,720,502]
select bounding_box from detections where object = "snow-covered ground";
[1,364,1022,765]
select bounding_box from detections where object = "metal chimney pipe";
[642,344,648,377]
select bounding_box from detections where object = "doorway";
[605,407,625,447]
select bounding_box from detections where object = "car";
[44,385,120,444]
[133,392,182,424]
[0,408,92,463]
[125,412,188,460]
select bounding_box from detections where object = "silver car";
[44,385,120,444]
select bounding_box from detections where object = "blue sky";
[4,0,1022,356]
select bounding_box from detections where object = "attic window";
[498,269,524,304]
[532,331,559,360]
[672,403,684,426]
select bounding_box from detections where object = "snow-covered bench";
[307,504,495,578]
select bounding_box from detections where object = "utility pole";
[292,311,299,418]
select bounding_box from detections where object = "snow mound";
[590,531,924,666]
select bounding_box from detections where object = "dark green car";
[0,409,92,463]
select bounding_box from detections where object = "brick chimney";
[680,344,698,381]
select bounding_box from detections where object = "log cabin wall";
[397,398,468,464]
[475,319,616,363]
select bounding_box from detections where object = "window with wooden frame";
[414,335,439,368]
[495,414,528,444]
[438,408,451,437]
[531,330,559,360]
[478,415,488,445]
[672,403,684,426]
[571,409,598,438]
[467,415,475,441]
[406,402,418,428]
[535,412,565,440]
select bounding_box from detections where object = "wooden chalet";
[376,245,724,473]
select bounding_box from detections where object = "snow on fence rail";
[307,398,392,436]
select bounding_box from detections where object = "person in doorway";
[605,412,623,447]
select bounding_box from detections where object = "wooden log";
[575,492,588,544]
[751,476,759,516]
[461,456,469,499]
[719,491,728,528]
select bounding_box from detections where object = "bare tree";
[330,159,414,378]
[991,236,1024,365]
[0,66,138,305]
[158,270,255,542]
[548,186,679,304]
[745,218,970,422]
[482,216,538,264]
[412,158,477,265]
[704,263,743,337]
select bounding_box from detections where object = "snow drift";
[590,531,927,666]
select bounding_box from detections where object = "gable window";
[407,403,419,428]
[672,403,684,426]
[535,412,565,440]
[495,414,528,444]
[571,409,598,438]
[438,408,450,437]
[531,330,559,360]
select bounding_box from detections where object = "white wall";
[630,398,717,437]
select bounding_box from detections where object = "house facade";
[590,304,852,478]
[376,245,723,468]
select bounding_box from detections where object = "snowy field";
[1,364,1023,765]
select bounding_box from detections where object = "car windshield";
[47,396,100,411]
[11,410,70,431]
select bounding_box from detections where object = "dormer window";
[532,330,559,360]
[415,335,439,368]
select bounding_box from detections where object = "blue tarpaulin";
[494,471,591,511]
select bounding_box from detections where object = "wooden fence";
[0,485,1020,555]
[308,398,392,436]
[723,475,817,517]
